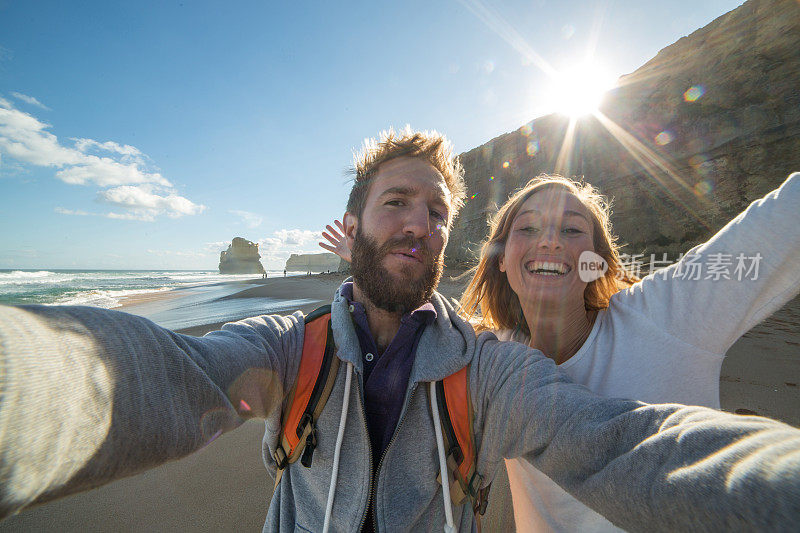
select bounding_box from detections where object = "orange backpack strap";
[273,305,339,487]
[437,365,491,525]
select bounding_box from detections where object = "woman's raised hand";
[319,219,351,263]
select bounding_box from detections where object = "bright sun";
[547,62,617,118]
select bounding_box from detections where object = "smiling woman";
[458,172,800,533]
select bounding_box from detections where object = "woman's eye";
[563,227,583,234]
[517,226,537,233]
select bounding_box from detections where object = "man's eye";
[430,210,445,221]
[386,200,404,207]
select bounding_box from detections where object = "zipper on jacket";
[357,378,374,531]
[368,383,418,532]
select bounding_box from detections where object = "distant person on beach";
[322,171,800,531]
[1,129,800,532]
[283,269,286,277]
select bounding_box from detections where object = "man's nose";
[403,206,432,239]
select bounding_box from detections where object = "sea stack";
[218,237,266,274]
[285,252,340,273]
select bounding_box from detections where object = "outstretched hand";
[319,219,351,263]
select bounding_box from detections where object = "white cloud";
[97,184,206,219]
[54,207,90,216]
[56,155,170,187]
[256,229,325,266]
[11,92,50,110]
[73,138,142,157]
[72,138,149,167]
[230,209,263,228]
[106,210,157,222]
[205,241,230,253]
[273,229,318,246]
[0,106,81,167]
[0,100,203,221]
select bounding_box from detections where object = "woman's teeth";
[526,261,569,275]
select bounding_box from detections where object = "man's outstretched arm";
[471,335,800,532]
[0,304,303,519]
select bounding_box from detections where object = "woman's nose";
[537,226,562,249]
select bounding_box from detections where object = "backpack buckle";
[300,426,318,468]
[273,445,288,470]
[467,471,483,499]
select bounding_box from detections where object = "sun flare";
[547,62,617,118]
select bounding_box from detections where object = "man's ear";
[343,212,358,250]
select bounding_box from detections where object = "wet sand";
[1,274,797,532]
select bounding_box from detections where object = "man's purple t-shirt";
[340,281,436,465]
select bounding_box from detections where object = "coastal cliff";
[218,237,266,274]
[285,253,340,273]
[445,0,800,265]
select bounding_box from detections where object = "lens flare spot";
[694,179,713,196]
[239,399,251,412]
[489,176,495,181]
[683,85,705,102]
[654,131,674,146]
[689,153,713,176]
[470,194,477,199]
[520,124,533,136]
[502,161,510,168]
[526,141,539,156]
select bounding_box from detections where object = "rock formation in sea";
[285,253,341,273]
[445,0,800,266]
[218,237,266,274]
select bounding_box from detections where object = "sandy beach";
[1,274,797,532]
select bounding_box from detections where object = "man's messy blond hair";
[347,127,467,224]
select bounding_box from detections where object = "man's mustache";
[374,236,433,262]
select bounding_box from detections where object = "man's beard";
[350,228,444,314]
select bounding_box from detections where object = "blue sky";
[0,0,745,270]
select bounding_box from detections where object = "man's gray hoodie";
[0,286,798,531]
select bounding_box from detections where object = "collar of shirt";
[340,281,436,344]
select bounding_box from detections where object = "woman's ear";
[498,254,506,273]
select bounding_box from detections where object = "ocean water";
[0,269,319,331]
[0,269,295,308]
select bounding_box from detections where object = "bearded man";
[0,128,799,532]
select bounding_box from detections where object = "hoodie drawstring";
[430,381,456,533]
[322,361,353,533]
[322,369,455,532]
